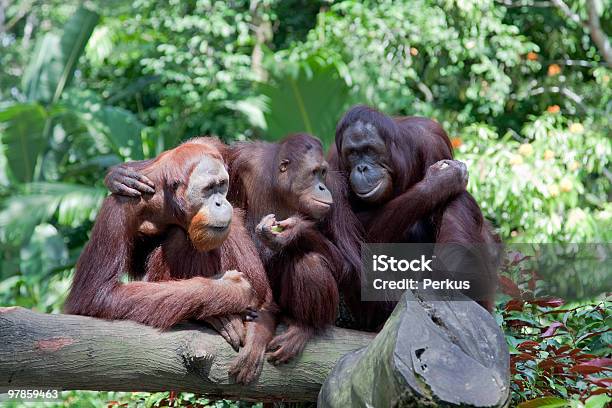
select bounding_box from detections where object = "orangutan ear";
[279,159,290,173]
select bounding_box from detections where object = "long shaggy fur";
[331,105,501,329]
[65,137,275,356]
[227,134,345,329]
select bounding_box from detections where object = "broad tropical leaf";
[0,103,47,182]
[260,58,350,147]
[19,224,69,278]
[225,97,268,130]
[61,90,145,160]
[0,183,106,246]
[93,106,144,160]
[22,7,99,103]
[584,394,612,408]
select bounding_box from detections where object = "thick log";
[319,290,511,407]
[0,307,374,402]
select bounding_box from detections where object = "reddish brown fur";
[65,137,275,383]
[103,134,357,362]
[227,134,350,360]
[331,106,500,329]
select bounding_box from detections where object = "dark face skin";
[340,120,393,204]
[182,156,233,251]
[277,149,333,220]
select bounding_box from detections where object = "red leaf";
[556,345,571,354]
[518,340,541,350]
[538,358,556,371]
[574,353,598,362]
[590,387,611,395]
[507,319,535,328]
[528,269,539,291]
[505,299,525,311]
[587,377,612,388]
[541,322,565,338]
[569,365,608,375]
[513,353,535,362]
[581,358,612,368]
[499,276,522,298]
[528,297,565,308]
[169,390,177,403]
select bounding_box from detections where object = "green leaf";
[0,103,47,182]
[260,57,349,148]
[0,183,106,246]
[106,75,160,105]
[85,25,113,65]
[92,106,144,160]
[22,6,99,103]
[518,397,568,408]
[58,89,145,160]
[225,97,268,130]
[585,394,611,408]
[19,224,68,277]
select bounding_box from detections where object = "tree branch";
[0,307,374,402]
[495,0,553,8]
[0,0,6,34]
[3,0,34,33]
[550,0,583,25]
[500,0,611,67]
[249,0,272,82]
[550,0,611,67]
[585,0,612,67]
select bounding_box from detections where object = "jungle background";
[0,0,610,407]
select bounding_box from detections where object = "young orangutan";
[227,133,347,363]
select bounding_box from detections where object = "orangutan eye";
[279,159,290,172]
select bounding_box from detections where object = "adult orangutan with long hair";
[65,137,275,384]
[330,105,500,329]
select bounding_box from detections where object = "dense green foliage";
[0,0,609,406]
[497,249,611,407]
